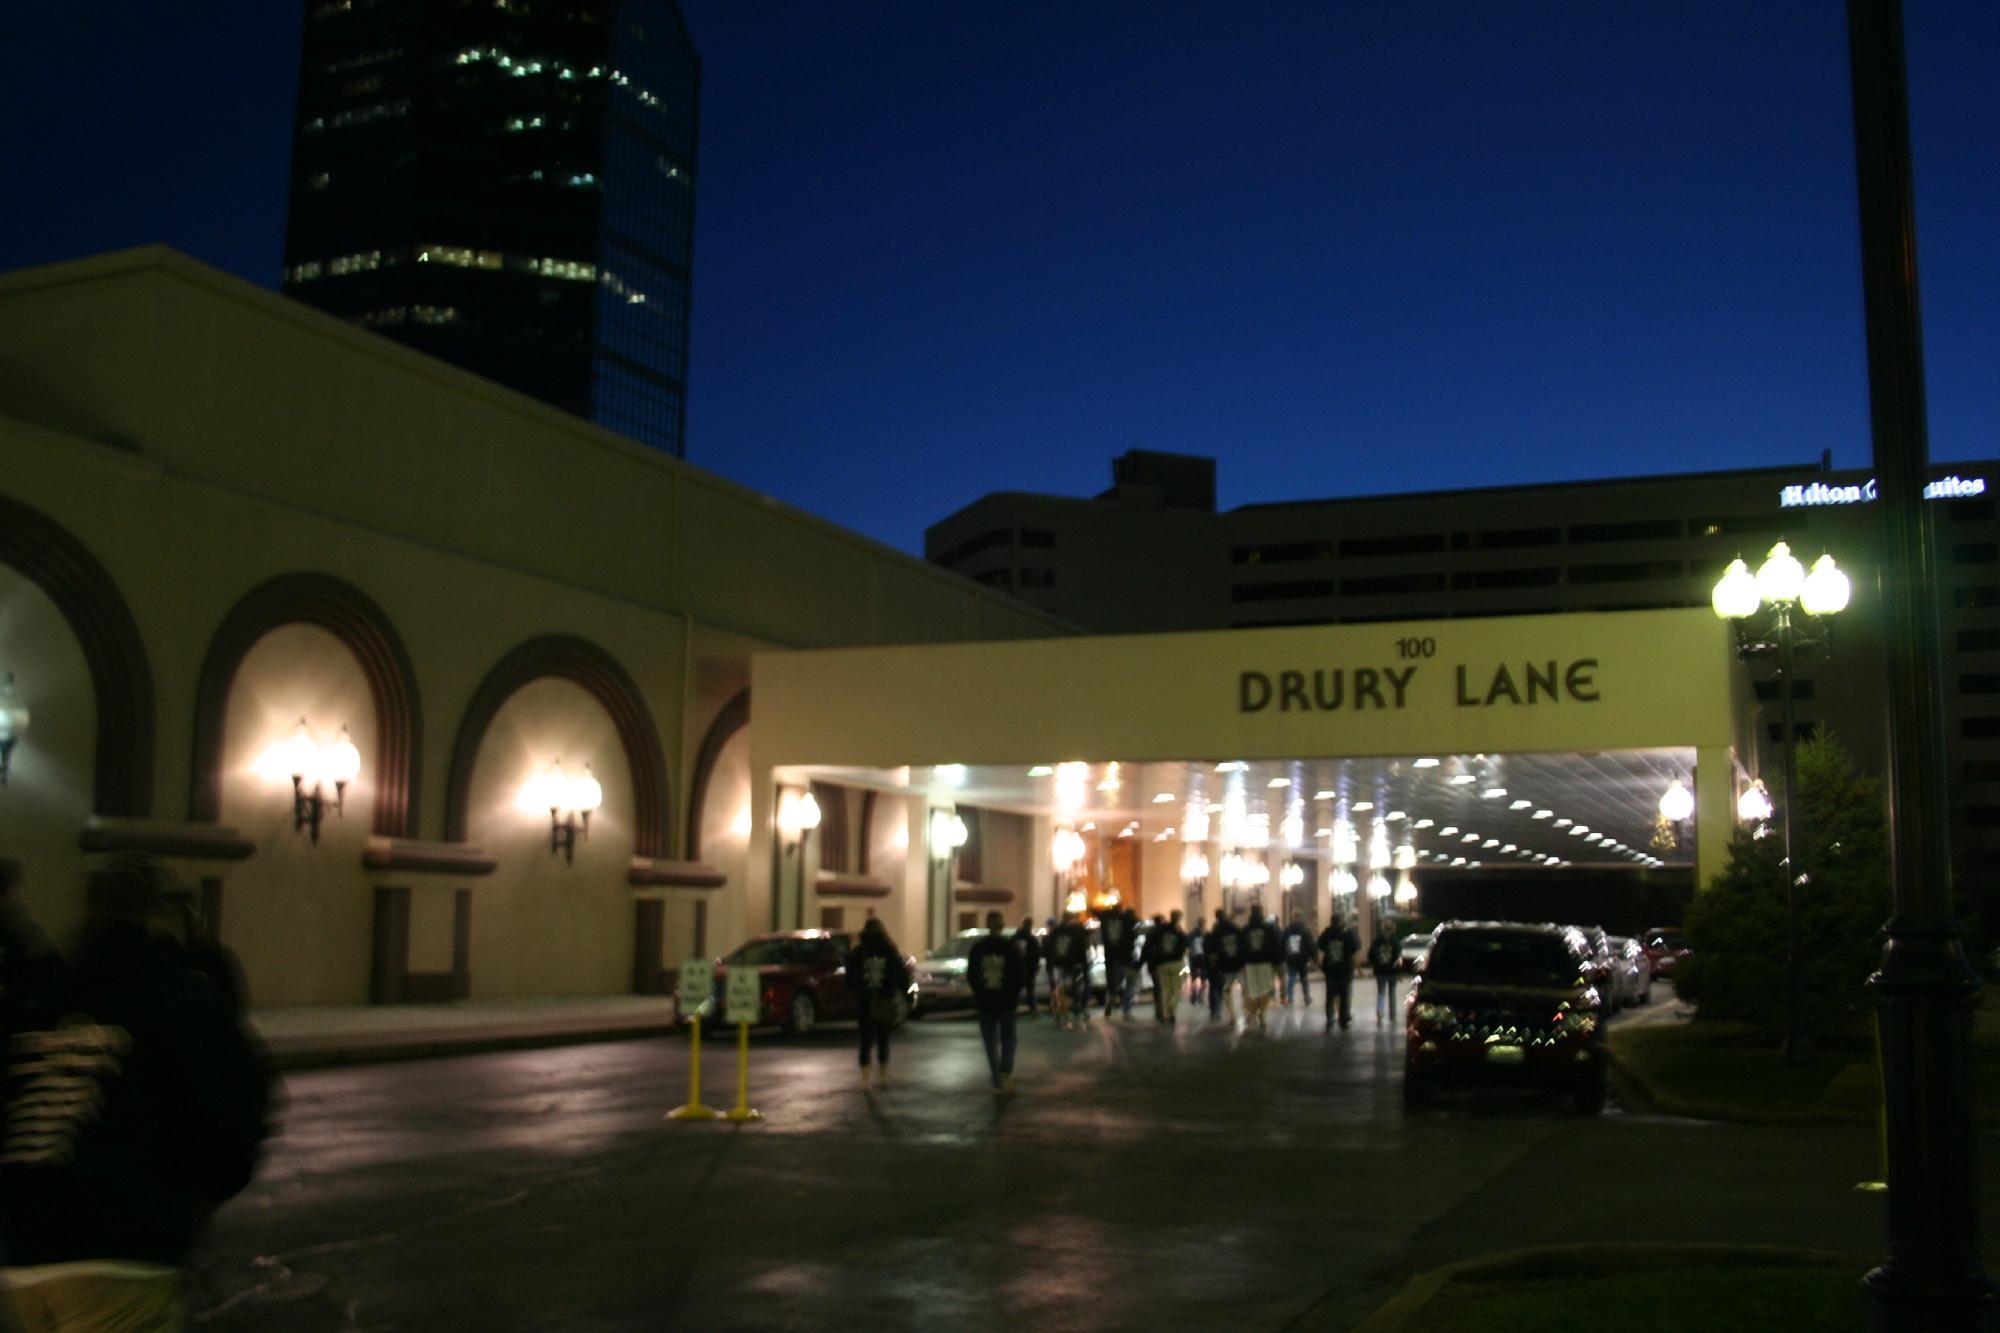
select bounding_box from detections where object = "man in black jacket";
[968,912,1028,1095]
[1098,907,1130,1020]
[1048,912,1091,1030]
[1316,914,1363,1031]
[1207,908,1243,1021]
[2,854,272,1330]
[1144,911,1190,1024]
[1012,917,1042,1016]
[1281,912,1315,1007]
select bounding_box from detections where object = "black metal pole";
[1778,606,1810,1064]
[1846,1,1993,1325]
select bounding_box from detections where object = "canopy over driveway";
[745,609,1754,934]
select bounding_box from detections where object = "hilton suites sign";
[1238,634,1600,714]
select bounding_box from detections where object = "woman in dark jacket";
[845,918,909,1091]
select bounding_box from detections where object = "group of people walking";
[840,906,1410,1099]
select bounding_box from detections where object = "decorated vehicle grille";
[1441,1008,1569,1048]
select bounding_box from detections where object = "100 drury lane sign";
[1237,637,1601,714]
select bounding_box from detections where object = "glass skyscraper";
[284,0,698,457]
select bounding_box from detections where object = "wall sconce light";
[525,761,603,864]
[1658,778,1695,824]
[1279,861,1305,890]
[776,788,821,853]
[928,808,968,861]
[284,719,361,844]
[1737,780,1774,824]
[0,673,28,785]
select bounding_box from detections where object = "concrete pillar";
[744,763,776,935]
[895,795,930,950]
[1695,744,1733,892]
[1028,816,1053,924]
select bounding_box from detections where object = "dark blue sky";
[2,3,1994,555]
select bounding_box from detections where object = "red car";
[1642,927,1690,979]
[1403,921,1610,1115]
[677,930,918,1036]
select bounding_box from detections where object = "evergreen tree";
[1674,733,1889,1035]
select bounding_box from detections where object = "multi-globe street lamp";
[1712,541,1851,1064]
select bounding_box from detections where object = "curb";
[1605,1037,1873,1125]
[1349,1243,1872,1333]
[261,1021,681,1071]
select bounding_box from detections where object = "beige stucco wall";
[0,248,1071,1008]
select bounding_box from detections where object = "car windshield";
[1426,932,1581,989]
[926,935,982,961]
[725,938,839,967]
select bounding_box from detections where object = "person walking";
[1240,906,1281,1031]
[1041,916,1062,1014]
[1207,907,1243,1021]
[1187,921,1208,1007]
[967,912,1028,1095]
[1145,910,1189,1023]
[845,918,910,1090]
[1281,912,1315,1007]
[1,855,272,1333]
[1316,913,1363,1031]
[1099,906,1130,1019]
[1368,919,1401,1025]
[1013,917,1043,1017]
[1118,907,1144,1018]
[1047,911,1091,1031]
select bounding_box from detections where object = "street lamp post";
[1713,541,1850,1064]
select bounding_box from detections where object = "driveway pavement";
[192,999,1991,1331]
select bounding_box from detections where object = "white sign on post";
[725,966,762,1025]
[677,959,714,1017]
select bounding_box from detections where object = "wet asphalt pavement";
[187,997,2000,1331]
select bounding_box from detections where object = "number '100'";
[1395,637,1436,659]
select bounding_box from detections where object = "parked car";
[1565,924,1619,1007]
[1404,921,1610,1115]
[676,930,919,1035]
[913,928,987,1015]
[1642,927,1691,980]
[1398,931,1435,974]
[1604,935,1654,1007]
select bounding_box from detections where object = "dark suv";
[1403,921,1610,1115]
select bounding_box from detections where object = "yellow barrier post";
[726,1021,762,1123]
[667,959,718,1121]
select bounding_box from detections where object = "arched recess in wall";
[685,688,748,862]
[0,496,155,816]
[446,635,671,859]
[190,573,421,837]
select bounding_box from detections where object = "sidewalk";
[248,995,680,1068]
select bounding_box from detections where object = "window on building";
[1338,573,1447,596]
[1453,527,1561,551]
[1696,513,1797,538]
[1962,805,2000,827]
[1752,679,1816,703]
[1020,528,1056,549]
[1567,519,1682,543]
[1960,629,2000,653]
[1230,579,1333,603]
[1231,541,1332,565]
[1769,721,1819,744]
[1962,762,2000,784]
[1961,717,2000,740]
[1568,560,1684,584]
[1953,543,1998,565]
[1955,586,2000,609]
[1338,532,1446,558]
[1452,567,1561,591]
[1018,569,1057,589]
[1951,499,1996,523]
[1961,674,2000,696]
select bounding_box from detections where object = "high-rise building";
[284,0,699,456]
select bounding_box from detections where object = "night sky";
[2,3,1994,556]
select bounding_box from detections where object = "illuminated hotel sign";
[1780,475,1986,508]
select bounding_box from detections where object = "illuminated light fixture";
[1332,868,1359,899]
[1182,851,1211,881]
[935,764,968,787]
[1152,792,1177,804]
[1051,826,1087,873]
[1568,825,1589,837]
[1533,809,1553,820]
[1352,800,1374,812]
[1081,821,1097,832]
[528,759,603,864]
[1738,781,1775,823]
[1509,799,1533,811]
[1280,861,1306,890]
[1394,844,1416,871]
[285,719,362,845]
[1448,774,1477,786]
[775,786,821,852]
[1314,826,1332,838]
[1461,833,1480,844]
[1414,818,1435,830]
[1369,823,1391,865]
[1183,808,1211,843]
[1450,857,1466,867]
[1554,817,1573,828]
[1385,810,1407,822]
[1027,765,1053,778]
[1206,802,1225,814]
[1413,757,1440,769]
[1481,787,1507,800]
[1711,557,1761,619]
[1214,761,1247,773]
[928,808,968,859]
[1268,777,1291,789]
[1658,778,1695,824]
[1393,872,1418,906]
[1801,553,1852,616]
[1367,872,1391,900]
[1055,762,1090,813]
[0,673,27,785]
[1501,843,1516,853]
[1313,789,1336,800]
[1280,812,1305,848]
[1585,832,1604,844]
[1096,763,1122,794]
[1482,838,1499,848]
[1755,541,1807,604]
[1439,826,1458,837]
